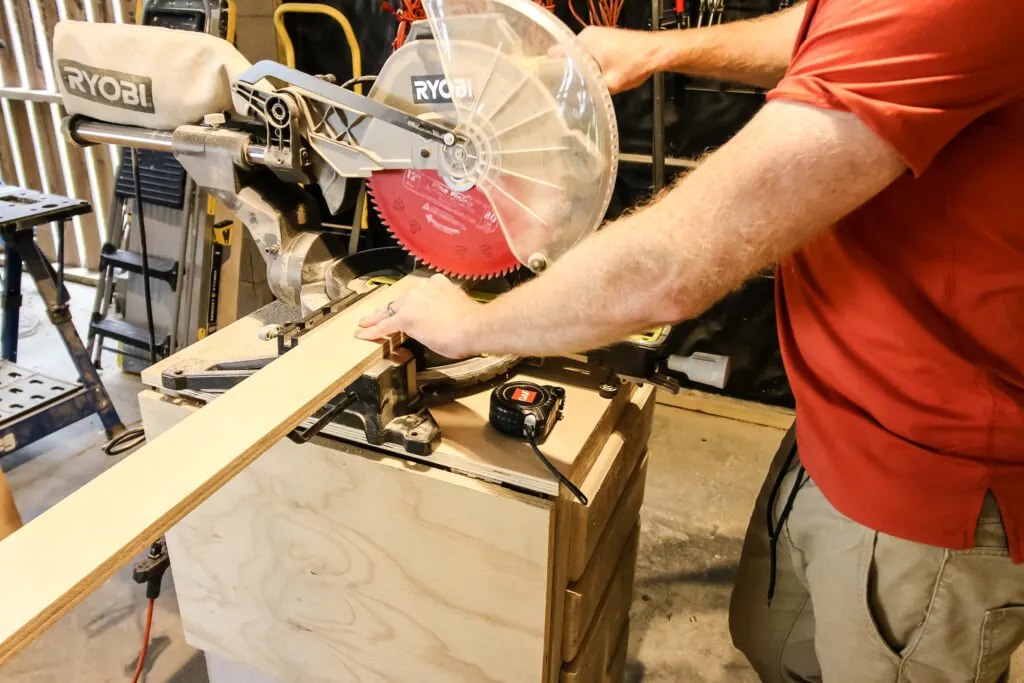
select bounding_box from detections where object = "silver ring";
[386,301,396,317]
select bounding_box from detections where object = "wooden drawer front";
[567,395,653,582]
[605,622,628,683]
[560,533,639,683]
[563,522,641,660]
[562,457,646,660]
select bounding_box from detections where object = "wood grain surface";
[563,520,642,661]
[0,278,416,667]
[656,388,795,430]
[140,306,633,497]
[143,391,554,683]
[560,539,638,683]
[566,394,653,582]
[604,622,628,683]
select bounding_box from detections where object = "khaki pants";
[730,428,1024,683]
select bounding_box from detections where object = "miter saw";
[54,0,698,456]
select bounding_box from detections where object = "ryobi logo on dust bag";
[58,60,155,114]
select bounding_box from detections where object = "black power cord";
[130,147,158,366]
[490,381,588,505]
[104,427,146,456]
[526,424,588,506]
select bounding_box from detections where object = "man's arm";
[578,3,805,93]
[356,101,905,358]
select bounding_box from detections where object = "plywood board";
[140,304,634,497]
[144,390,554,683]
[656,388,795,430]
[604,622,628,683]
[566,395,652,582]
[563,522,641,661]
[560,535,637,683]
[0,277,419,667]
[544,387,651,683]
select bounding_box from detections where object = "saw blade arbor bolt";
[528,254,548,272]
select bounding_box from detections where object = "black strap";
[765,432,805,605]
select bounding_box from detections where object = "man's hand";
[577,5,803,92]
[578,27,659,94]
[354,274,480,359]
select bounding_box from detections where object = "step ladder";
[86,147,192,369]
[86,0,229,371]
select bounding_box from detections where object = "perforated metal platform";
[0,361,79,423]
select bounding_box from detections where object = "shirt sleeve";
[768,0,1024,176]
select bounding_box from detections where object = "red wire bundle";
[568,0,625,27]
[382,0,427,50]
[385,0,556,49]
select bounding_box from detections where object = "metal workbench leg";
[12,230,125,438]
[1,231,22,362]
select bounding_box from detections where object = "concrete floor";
[1,276,1016,682]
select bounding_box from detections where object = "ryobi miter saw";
[53,0,717,457]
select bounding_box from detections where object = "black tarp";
[282,0,794,407]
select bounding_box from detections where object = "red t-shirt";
[769,0,1024,560]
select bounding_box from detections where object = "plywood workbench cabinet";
[138,311,655,683]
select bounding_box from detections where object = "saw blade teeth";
[366,170,521,279]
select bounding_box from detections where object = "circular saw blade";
[366,169,520,279]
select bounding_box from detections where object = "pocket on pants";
[863,531,946,659]
[974,605,1024,683]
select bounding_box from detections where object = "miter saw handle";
[236,61,458,147]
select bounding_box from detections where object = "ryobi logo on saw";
[58,60,155,114]
[411,75,473,105]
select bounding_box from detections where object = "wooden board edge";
[0,279,415,667]
[547,385,649,683]
[655,387,794,430]
[567,420,649,583]
[567,384,635,485]
[563,524,640,661]
[604,619,629,683]
[560,532,638,683]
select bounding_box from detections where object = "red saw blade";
[366,169,520,278]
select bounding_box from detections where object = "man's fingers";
[358,309,390,328]
[354,313,403,341]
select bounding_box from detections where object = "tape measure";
[489,380,586,504]
[489,381,565,441]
